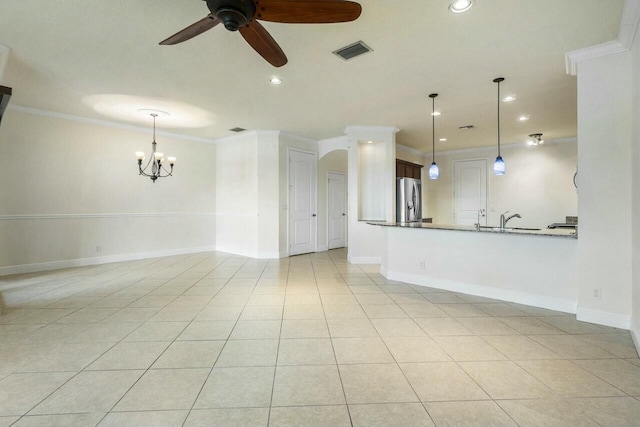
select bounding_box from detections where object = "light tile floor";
[0,249,638,427]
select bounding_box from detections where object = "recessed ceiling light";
[517,115,530,122]
[269,76,282,85]
[431,111,442,116]
[367,140,373,144]
[503,95,517,102]
[449,0,474,14]
[439,138,447,142]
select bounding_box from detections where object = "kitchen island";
[370,222,579,314]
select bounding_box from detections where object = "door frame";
[326,170,347,250]
[287,147,318,256]
[452,158,488,225]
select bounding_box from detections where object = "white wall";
[215,132,259,257]
[0,109,216,274]
[576,50,633,328]
[317,150,348,251]
[345,126,397,264]
[257,131,280,258]
[423,141,578,229]
[382,227,578,313]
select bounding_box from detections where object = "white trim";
[0,245,217,277]
[349,256,381,265]
[565,41,628,75]
[396,144,427,159]
[0,212,216,221]
[318,136,349,159]
[565,0,640,75]
[344,125,400,135]
[631,324,640,355]
[7,105,218,144]
[576,307,631,330]
[399,137,577,158]
[0,43,10,81]
[279,131,318,145]
[386,270,577,314]
[316,245,329,252]
[279,250,289,258]
[618,0,640,50]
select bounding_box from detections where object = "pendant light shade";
[429,93,439,180]
[429,162,440,179]
[493,77,506,176]
[493,155,505,175]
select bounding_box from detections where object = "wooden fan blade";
[239,21,288,67]
[160,15,220,45]
[255,0,362,24]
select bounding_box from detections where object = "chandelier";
[135,112,176,183]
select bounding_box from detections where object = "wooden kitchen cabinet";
[396,159,423,179]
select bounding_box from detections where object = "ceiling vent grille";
[229,127,246,133]
[333,41,372,61]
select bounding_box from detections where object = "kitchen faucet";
[476,209,486,231]
[500,211,521,229]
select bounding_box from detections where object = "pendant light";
[493,77,506,176]
[428,93,440,180]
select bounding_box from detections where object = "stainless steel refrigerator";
[396,177,422,223]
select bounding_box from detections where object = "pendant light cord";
[432,96,436,162]
[497,80,501,157]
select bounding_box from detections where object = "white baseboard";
[386,270,577,314]
[349,256,381,265]
[576,307,631,330]
[0,245,217,277]
[630,320,639,356]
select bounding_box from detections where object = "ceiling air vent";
[459,125,476,130]
[333,41,372,61]
[229,127,246,133]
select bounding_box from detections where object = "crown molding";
[397,143,428,158]
[398,137,577,158]
[344,125,400,136]
[279,131,318,145]
[0,44,10,82]
[565,0,640,75]
[565,41,628,75]
[7,104,218,144]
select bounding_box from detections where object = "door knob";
[342,213,346,216]
[312,214,317,217]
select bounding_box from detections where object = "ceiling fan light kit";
[160,0,362,67]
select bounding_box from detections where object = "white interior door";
[327,172,347,249]
[289,150,317,256]
[453,159,487,225]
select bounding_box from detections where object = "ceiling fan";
[160,0,362,67]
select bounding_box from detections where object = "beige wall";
[0,109,216,273]
[631,27,640,344]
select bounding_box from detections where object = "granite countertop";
[367,221,577,239]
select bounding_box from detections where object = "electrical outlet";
[593,288,601,299]
[419,259,425,270]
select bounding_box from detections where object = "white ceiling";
[0,0,624,151]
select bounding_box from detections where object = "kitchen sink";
[478,226,541,231]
